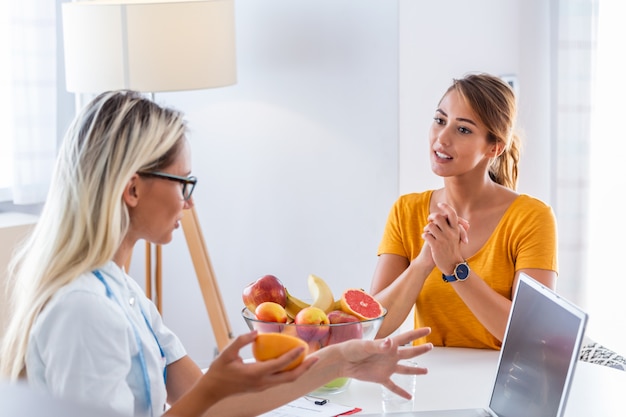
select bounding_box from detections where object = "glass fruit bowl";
[242,307,387,393]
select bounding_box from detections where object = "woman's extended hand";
[336,327,433,399]
[201,331,318,397]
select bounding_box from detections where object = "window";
[586,0,626,353]
[0,3,14,202]
[0,0,60,206]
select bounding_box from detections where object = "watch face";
[455,263,470,280]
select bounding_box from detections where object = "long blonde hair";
[0,91,187,380]
[446,73,521,190]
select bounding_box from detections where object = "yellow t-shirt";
[378,190,558,349]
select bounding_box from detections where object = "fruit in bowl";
[242,274,287,312]
[252,302,288,333]
[243,306,387,351]
[241,275,387,393]
[255,301,288,323]
[326,310,362,344]
[242,306,386,392]
[294,306,330,342]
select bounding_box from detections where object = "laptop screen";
[488,274,587,417]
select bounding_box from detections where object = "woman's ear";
[490,142,505,158]
[122,174,140,207]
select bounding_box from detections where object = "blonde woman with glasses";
[0,90,432,417]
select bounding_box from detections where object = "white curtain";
[8,0,58,204]
[557,0,626,353]
[586,0,626,353]
[553,0,597,305]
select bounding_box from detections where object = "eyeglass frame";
[137,171,197,201]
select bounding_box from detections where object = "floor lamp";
[61,0,236,352]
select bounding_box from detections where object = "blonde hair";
[446,73,521,190]
[0,90,187,380]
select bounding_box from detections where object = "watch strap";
[442,272,458,282]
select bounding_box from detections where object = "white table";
[326,347,625,416]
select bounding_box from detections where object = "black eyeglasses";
[138,171,197,201]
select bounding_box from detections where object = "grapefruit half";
[340,288,384,320]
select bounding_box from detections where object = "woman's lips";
[434,150,452,160]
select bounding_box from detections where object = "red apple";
[242,274,287,312]
[294,306,330,342]
[326,310,362,345]
[255,301,288,323]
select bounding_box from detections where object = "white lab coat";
[27,261,186,416]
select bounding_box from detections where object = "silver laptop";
[361,273,588,417]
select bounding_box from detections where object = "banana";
[285,287,310,319]
[307,274,335,313]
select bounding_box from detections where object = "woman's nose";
[436,127,451,146]
[184,196,194,209]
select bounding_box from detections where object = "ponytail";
[489,132,521,190]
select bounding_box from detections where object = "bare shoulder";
[493,184,519,206]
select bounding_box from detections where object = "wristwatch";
[442,261,470,283]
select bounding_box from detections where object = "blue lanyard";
[93,270,166,416]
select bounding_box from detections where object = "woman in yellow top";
[370,73,557,350]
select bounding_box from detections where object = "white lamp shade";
[62,0,236,93]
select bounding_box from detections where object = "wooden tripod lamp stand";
[62,0,238,352]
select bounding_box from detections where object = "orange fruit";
[340,288,384,320]
[252,333,308,371]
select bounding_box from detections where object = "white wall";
[127,0,554,367]
[398,0,552,202]
[129,0,400,367]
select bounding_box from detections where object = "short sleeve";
[377,192,433,260]
[378,198,409,257]
[513,197,558,273]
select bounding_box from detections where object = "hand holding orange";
[252,333,308,371]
